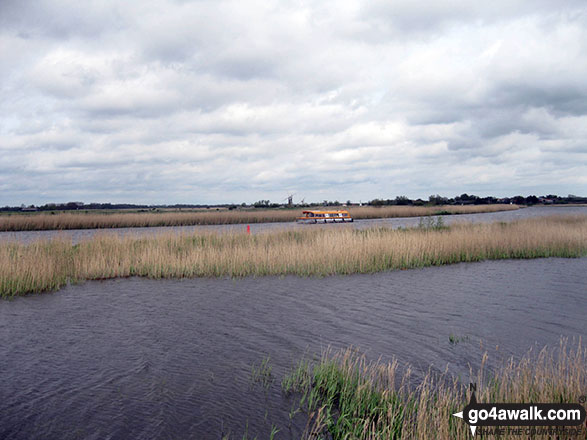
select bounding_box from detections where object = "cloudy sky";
[1,0,586,205]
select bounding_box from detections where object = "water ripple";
[0,257,585,439]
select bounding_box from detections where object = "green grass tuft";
[251,355,274,388]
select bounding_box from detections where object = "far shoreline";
[0,204,521,231]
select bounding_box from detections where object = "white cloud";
[0,0,586,205]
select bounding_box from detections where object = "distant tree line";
[252,200,281,208]
[1,193,585,213]
[367,194,587,206]
[0,202,213,213]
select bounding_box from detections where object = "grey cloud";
[489,83,587,117]
[0,0,125,39]
[357,0,586,39]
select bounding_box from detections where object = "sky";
[1,0,586,206]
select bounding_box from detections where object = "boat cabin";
[297,210,353,223]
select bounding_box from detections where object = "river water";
[1,205,586,244]
[1,258,585,440]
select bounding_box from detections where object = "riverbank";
[1,215,585,298]
[281,340,586,439]
[0,204,519,231]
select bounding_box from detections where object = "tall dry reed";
[0,215,585,297]
[0,205,519,231]
[349,204,519,220]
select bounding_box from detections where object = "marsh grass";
[417,216,446,230]
[251,355,274,388]
[0,205,519,231]
[448,334,470,345]
[1,215,585,298]
[283,339,586,439]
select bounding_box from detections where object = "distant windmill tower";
[283,193,295,207]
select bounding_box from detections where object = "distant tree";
[428,194,448,205]
[526,195,539,205]
[455,193,479,204]
[477,196,496,205]
[253,200,270,208]
[395,195,411,205]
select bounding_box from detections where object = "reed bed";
[349,204,519,220]
[283,339,586,439]
[0,204,519,231]
[0,215,585,298]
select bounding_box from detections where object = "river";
[1,257,585,439]
[1,205,586,244]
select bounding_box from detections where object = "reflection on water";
[1,205,586,244]
[1,258,585,439]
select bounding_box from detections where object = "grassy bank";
[0,204,519,231]
[1,215,585,298]
[282,340,586,439]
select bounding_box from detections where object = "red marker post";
[246,225,251,235]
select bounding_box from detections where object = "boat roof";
[302,210,350,214]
